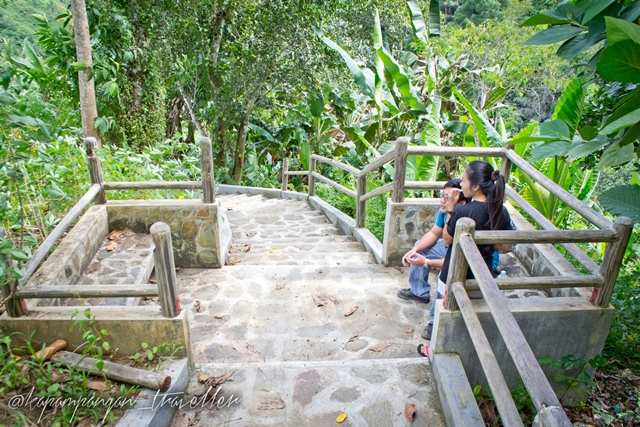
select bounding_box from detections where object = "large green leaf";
[428,0,441,37]
[0,91,17,105]
[443,121,470,135]
[525,26,585,45]
[453,88,502,147]
[599,140,635,168]
[522,13,569,26]
[406,0,427,40]
[600,95,640,134]
[373,9,385,117]
[539,120,571,140]
[376,47,426,112]
[315,29,373,97]
[598,185,640,222]
[576,0,616,25]
[529,140,572,162]
[482,86,506,110]
[248,123,276,143]
[566,136,608,159]
[598,40,640,83]
[556,33,594,58]
[552,77,586,135]
[620,1,640,21]
[308,92,325,119]
[619,121,640,146]
[605,17,640,45]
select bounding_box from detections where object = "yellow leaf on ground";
[368,343,391,352]
[106,241,118,251]
[336,413,347,423]
[266,248,282,253]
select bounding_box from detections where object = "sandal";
[417,344,430,357]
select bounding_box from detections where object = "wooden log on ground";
[505,150,612,229]
[85,138,106,204]
[150,222,180,318]
[311,172,357,199]
[103,181,202,190]
[459,234,570,417]
[50,351,171,392]
[595,216,634,307]
[310,154,361,175]
[473,229,617,245]
[392,138,409,203]
[451,282,524,427]
[505,187,600,275]
[200,137,216,203]
[16,284,159,299]
[22,184,101,284]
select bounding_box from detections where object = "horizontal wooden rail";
[311,172,357,198]
[458,234,571,420]
[404,181,446,191]
[360,183,393,202]
[464,275,604,291]
[311,154,361,175]
[451,282,525,427]
[505,150,612,230]
[505,187,600,275]
[474,229,618,245]
[358,150,395,177]
[283,171,309,176]
[16,284,159,299]
[103,181,202,190]
[408,146,506,157]
[22,184,101,284]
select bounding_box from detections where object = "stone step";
[225,251,375,266]
[231,226,344,240]
[225,214,331,229]
[228,241,366,254]
[232,235,355,245]
[176,358,445,427]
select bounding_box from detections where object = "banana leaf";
[552,77,586,135]
[428,0,441,37]
[406,0,427,41]
[377,47,426,112]
[453,88,502,147]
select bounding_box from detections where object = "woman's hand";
[447,188,461,211]
[406,253,426,267]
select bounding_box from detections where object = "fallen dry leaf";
[266,248,282,253]
[194,300,202,312]
[172,412,192,427]
[329,295,339,304]
[344,306,358,317]
[106,241,118,251]
[87,380,106,391]
[258,395,285,410]
[336,413,348,423]
[244,245,251,252]
[109,230,125,240]
[347,333,359,343]
[214,314,223,319]
[149,279,158,284]
[197,372,209,383]
[394,266,405,274]
[406,328,414,334]
[312,294,328,307]
[233,343,255,355]
[226,256,242,265]
[404,403,416,422]
[368,343,391,352]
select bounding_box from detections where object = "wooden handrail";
[358,150,395,177]
[360,183,393,203]
[16,284,159,299]
[311,154,361,175]
[505,186,600,275]
[404,181,445,191]
[464,275,604,291]
[283,171,309,176]
[505,150,612,230]
[458,233,571,421]
[408,146,506,157]
[103,181,202,190]
[451,282,525,427]
[22,184,102,284]
[311,172,357,199]
[474,229,618,245]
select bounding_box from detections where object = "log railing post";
[200,137,215,203]
[84,137,106,204]
[308,156,317,197]
[445,217,476,311]
[594,216,634,307]
[281,158,289,192]
[150,222,180,318]
[500,146,514,203]
[356,173,367,228]
[392,137,409,203]
[0,228,25,317]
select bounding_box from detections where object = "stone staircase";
[173,193,446,427]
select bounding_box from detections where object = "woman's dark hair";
[465,160,505,230]
[444,178,472,204]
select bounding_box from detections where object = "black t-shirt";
[440,201,512,282]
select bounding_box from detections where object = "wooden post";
[594,216,634,307]
[281,158,289,192]
[150,222,180,318]
[356,173,367,228]
[84,137,106,204]
[308,156,317,197]
[445,218,476,311]
[200,137,215,203]
[500,145,513,203]
[532,406,572,427]
[0,228,25,317]
[392,137,409,203]
[71,0,100,146]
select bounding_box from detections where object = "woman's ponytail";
[466,160,505,230]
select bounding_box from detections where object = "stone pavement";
[173,194,447,426]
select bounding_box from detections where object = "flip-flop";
[417,344,430,357]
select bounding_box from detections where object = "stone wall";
[382,198,440,266]
[107,200,228,268]
[25,205,109,292]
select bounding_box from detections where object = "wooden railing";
[2,136,217,318]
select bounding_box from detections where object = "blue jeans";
[408,238,447,299]
[429,289,443,325]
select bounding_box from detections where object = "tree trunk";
[215,117,228,170]
[232,110,252,183]
[71,0,101,146]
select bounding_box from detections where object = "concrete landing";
[174,193,447,426]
